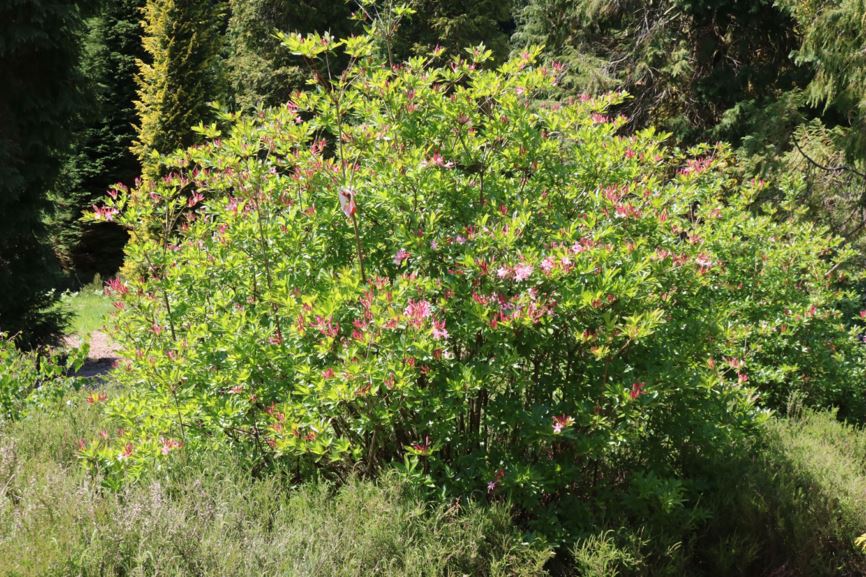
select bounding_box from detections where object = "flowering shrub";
[89,38,866,534]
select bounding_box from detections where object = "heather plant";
[90,35,866,537]
[0,391,550,577]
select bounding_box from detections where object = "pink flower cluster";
[313,315,339,338]
[679,156,713,176]
[160,437,183,455]
[404,299,433,328]
[92,205,119,221]
[552,414,574,433]
[497,263,534,282]
[393,248,410,265]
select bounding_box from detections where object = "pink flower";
[411,435,431,455]
[552,415,574,434]
[187,192,204,207]
[393,248,410,265]
[322,368,335,380]
[679,156,713,176]
[630,382,646,400]
[427,151,454,168]
[92,205,119,221]
[119,443,134,460]
[695,253,714,272]
[404,299,433,328]
[513,263,534,282]
[338,187,357,218]
[496,266,512,279]
[104,277,128,296]
[314,315,339,338]
[540,257,555,275]
[487,481,497,493]
[738,373,749,384]
[432,319,449,340]
[160,438,183,455]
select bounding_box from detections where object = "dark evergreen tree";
[50,0,144,281]
[226,0,356,110]
[513,0,803,140]
[393,0,515,62]
[0,0,91,345]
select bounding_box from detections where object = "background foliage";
[0,0,92,345]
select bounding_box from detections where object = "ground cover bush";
[0,334,86,422]
[90,36,866,539]
[3,386,865,576]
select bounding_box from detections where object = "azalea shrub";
[88,37,866,535]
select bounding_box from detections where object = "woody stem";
[351,213,367,283]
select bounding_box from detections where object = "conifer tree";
[51,0,144,279]
[133,0,226,174]
[0,0,90,345]
[513,0,801,140]
[393,0,515,62]
[226,0,356,110]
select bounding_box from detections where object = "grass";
[0,391,552,577]
[3,386,866,576]
[57,278,114,340]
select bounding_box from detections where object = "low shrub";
[90,35,866,537]
[0,333,87,422]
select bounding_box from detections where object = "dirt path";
[64,331,120,379]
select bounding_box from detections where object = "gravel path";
[64,331,120,379]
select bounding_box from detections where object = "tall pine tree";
[0,0,91,345]
[50,0,144,280]
[133,0,225,174]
